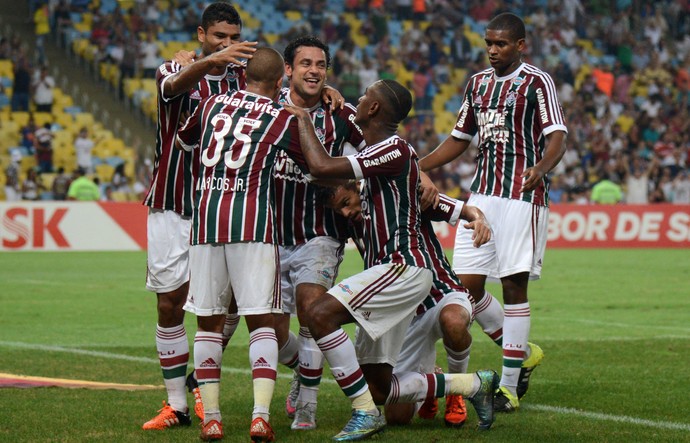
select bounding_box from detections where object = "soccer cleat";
[250,417,275,442]
[333,409,386,441]
[444,394,467,427]
[494,386,520,413]
[467,370,499,430]
[516,342,544,399]
[186,371,205,422]
[142,401,192,430]
[286,372,300,419]
[417,397,439,420]
[200,419,223,441]
[291,402,317,430]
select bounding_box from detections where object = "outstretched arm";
[164,41,257,97]
[284,105,355,179]
[419,135,471,172]
[459,204,491,248]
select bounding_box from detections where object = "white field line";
[539,317,690,333]
[2,341,690,432]
[523,404,690,432]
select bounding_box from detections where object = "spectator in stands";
[74,127,95,174]
[623,155,656,204]
[11,56,31,112]
[32,66,55,113]
[52,167,71,200]
[161,2,184,33]
[21,168,41,201]
[52,1,73,48]
[3,151,21,201]
[33,2,50,65]
[111,163,131,194]
[139,30,162,78]
[590,174,623,204]
[34,123,53,173]
[119,34,139,99]
[19,115,37,152]
[670,170,690,203]
[67,167,100,201]
[338,60,361,104]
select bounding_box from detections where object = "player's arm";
[419,135,471,172]
[521,130,567,193]
[163,41,257,97]
[425,193,490,247]
[285,105,355,179]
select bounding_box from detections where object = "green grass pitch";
[0,249,688,442]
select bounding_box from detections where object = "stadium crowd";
[1,0,690,204]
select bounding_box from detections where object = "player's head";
[485,13,525,74]
[355,79,412,127]
[246,47,285,99]
[198,3,242,56]
[316,181,362,222]
[284,35,330,106]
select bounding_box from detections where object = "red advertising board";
[433,204,690,249]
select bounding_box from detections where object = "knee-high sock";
[221,313,240,351]
[386,372,480,404]
[195,331,223,423]
[297,326,324,406]
[278,330,299,370]
[445,344,471,374]
[501,302,530,395]
[249,327,278,421]
[316,329,374,411]
[156,324,189,412]
[473,291,504,346]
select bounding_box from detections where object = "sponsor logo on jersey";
[536,87,548,124]
[253,357,270,368]
[513,76,525,86]
[474,94,483,104]
[362,149,402,168]
[479,76,491,87]
[318,269,332,280]
[361,311,371,320]
[213,95,280,117]
[190,90,202,100]
[200,358,218,368]
[315,107,325,118]
[227,69,239,80]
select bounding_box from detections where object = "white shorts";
[279,236,344,314]
[453,193,548,281]
[184,242,281,316]
[146,208,191,293]
[355,317,411,367]
[328,264,432,341]
[394,292,474,374]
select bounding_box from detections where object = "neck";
[495,59,521,77]
[363,123,396,146]
[246,84,275,100]
[289,89,320,109]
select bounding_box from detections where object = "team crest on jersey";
[316,127,326,143]
[505,91,518,107]
[513,76,526,86]
[315,107,325,118]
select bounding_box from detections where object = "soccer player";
[419,12,567,412]
[175,47,316,442]
[319,182,493,428]
[272,35,364,430]
[141,2,256,431]
[285,79,498,441]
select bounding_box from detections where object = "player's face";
[286,46,328,101]
[354,83,378,126]
[329,187,362,223]
[484,29,524,76]
[198,21,242,57]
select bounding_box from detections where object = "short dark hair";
[487,12,525,41]
[376,79,412,124]
[283,35,331,70]
[201,2,242,31]
[314,181,358,207]
[246,47,285,85]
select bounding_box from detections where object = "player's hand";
[207,41,258,68]
[463,218,491,248]
[521,166,546,193]
[178,110,190,128]
[282,103,310,121]
[419,171,439,210]
[322,85,344,111]
[173,50,196,67]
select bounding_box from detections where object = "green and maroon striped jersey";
[347,135,432,270]
[177,90,307,245]
[452,62,567,207]
[274,88,364,245]
[143,60,245,216]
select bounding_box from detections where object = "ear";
[284,63,292,79]
[368,101,381,118]
[197,25,205,44]
[516,38,526,53]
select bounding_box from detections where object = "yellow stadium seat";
[11,111,30,127]
[74,112,95,129]
[285,10,302,21]
[95,163,115,183]
[33,112,53,127]
[0,60,13,77]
